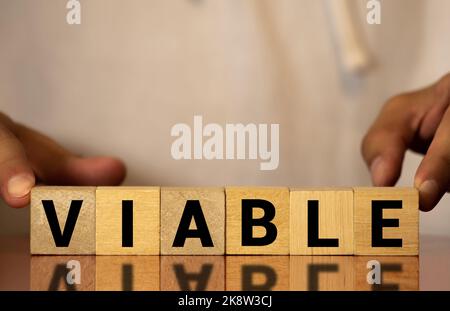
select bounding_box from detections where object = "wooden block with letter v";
[96,187,160,255]
[354,187,419,255]
[226,187,289,255]
[290,188,353,255]
[30,186,96,255]
[161,187,225,255]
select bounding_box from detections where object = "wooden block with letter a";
[161,187,225,255]
[290,188,353,255]
[354,187,419,255]
[96,187,160,255]
[226,187,289,255]
[30,186,96,255]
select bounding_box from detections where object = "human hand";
[362,74,450,211]
[0,112,126,208]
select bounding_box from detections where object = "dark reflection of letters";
[48,264,76,291]
[122,264,133,291]
[227,257,289,291]
[371,263,402,291]
[242,265,277,291]
[95,256,159,291]
[173,263,213,291]
[307,264,339,291]
[161,256,224,291]
[30,256,95,291]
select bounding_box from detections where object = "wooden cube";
[31,186,96,255]
[160,256,224,290]
[96,187,160,255]
[226,256,289,291]
[161,187,225,255]
[226,187,289,255]
[290,188,353,255]
[354,187,419,255]
[30,256,95,291]
[354,256,419,290]
[289,256,355,291]
[95,256,160,291]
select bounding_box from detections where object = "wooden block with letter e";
[354,187,419,255]
[96,187,160,255]
[226,187,289,255]
[30,186,96,255]
[290,188,353,255]
[161,187,225,255]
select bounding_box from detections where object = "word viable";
[30,186,419,256]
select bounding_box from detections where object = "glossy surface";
[0,235,448,291]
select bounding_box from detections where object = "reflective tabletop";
[0,235,449,291]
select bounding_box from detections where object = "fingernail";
[419,180,439,199]
[370,157,385,186]
[7,174,35,198]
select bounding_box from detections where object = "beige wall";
[0,0,449,236]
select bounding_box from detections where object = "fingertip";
[370,156,402,186]
[1,173,35,208]
[415,179,441,212]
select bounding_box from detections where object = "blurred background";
[0,0,449,237]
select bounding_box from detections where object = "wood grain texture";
[96,187,160,255]
[160,256,224,290]
[226,256,289,291]
[160,187,225,255]
[290,188,353,255]
[354,256,419,291]
[225,187,289,255]
[30,256,95,291]
[354,187,419,255]
[30,186,96,255]
[95,256,160,291]
[289,256,355,291]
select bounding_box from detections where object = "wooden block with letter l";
[30,186,96,255]
[96,187,160,255]
[226,187,289,255]
[161,187,225,255]
[354,187,419,255]
[290,188,353,255]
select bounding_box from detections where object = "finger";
[414,105,450,211]
[361,95,420,186]
[14,123,126,186]
[0,120,35,208]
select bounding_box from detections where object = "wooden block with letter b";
[161,187,225,255]
[354,187,419,255]
[30,186,96,255]
[290,188,353,255]
[96,187,160,255]
[226,187,289,255]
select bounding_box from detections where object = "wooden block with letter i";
[161,187,225,255]
[226,187,289,255]
[31,186,96,255]
[96,187,160,255]
[290,188,353,255]
[354,187,419,255]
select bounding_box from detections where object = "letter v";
[42,200,83,247]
